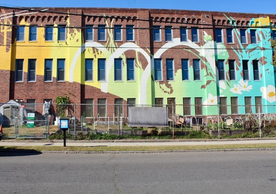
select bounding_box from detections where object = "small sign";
[27,113,35,120]
[21,104,26,108]
[60,119,69,129]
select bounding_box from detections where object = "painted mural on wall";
[0,10,276,115]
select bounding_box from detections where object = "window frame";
[154,59,162,81]
[155,98,163,107]
[114,58,122,81]
[98,25,106,41]
[180,27,187,42]
[57,59,65,82]
[126,25,134,41]
[250,29,257,44]
[182,59,189,81]
[127,58,135,81]
[45,25,53,41]
[85,25,94,41]
[98,59,106,81]
[229,60,236,80]
[153,26,161,42]
[226,28,233,43]
[28,59,36,82]
[191,27,199,42]
[253,60,260,80]
[15,59,24,82]
[166,59,174,81]
[44,59,53,82]
[242,60,249,80]
[17,26,25,41]
[29,26,37,41]
[165,26,172,42]
[215,28,223,43]
[114,25,122,41]
[58,25,66,41]
[240,29,247,44]
[218,60,225,80]
[85,59,93,81]
[193,59,201,80]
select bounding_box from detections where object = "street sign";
[60,119,69,147]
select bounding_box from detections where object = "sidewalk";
[1,139,276,147]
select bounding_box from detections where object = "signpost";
[60,119,69,147]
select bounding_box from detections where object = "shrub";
[187,131,208,139]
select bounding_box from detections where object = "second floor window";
[44,59,53,81]
[166,59,174,80]
[242,60,249,80]
[127,59,135,81]
[114,59,122,81]
[98,59,105,81]
[218,60,225,80]
[253,60,260,80]
[193,59,200,80]
[28,59,36,82]
[273,30,276,41]
[29,26,37,41]
[57,59,65,81]
[15,59,24,82]
[229,60,236,80]
[58,25,66,41]
[154,59,162,81]
[85,59,93,81]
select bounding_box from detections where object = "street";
[1,151,276,194]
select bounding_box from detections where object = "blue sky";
[0,0,275,14]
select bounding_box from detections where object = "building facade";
[0,7,276,119]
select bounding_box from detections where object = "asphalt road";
[1,151,276,194]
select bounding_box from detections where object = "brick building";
[0,7,276,120]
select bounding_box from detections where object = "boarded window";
[231,97,238,114]
[183,98,191,115]
[195,97,202,115]
[220,97,227,114]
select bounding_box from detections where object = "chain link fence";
[1,102,276,139]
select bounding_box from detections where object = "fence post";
[258,106,262,138]
[217,104,220,139]
[74,104,76,139]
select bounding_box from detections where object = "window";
[29,26,37,41]
[114,98,123,117]
[218,60,225,80]
[98,59,105,81]
[220,97,227,114]
[245,97,252,113]
[44,59,53,81]
[167,98,175,117]
[126,25,134,41]
[183,98,191,115]
[215,28,223,43]
[273,30,276,41]
[114,59,122,81]
[231,97,238,114]
[180,27,187,41]
[226,28,233,43]
[253,60,259,80]
[153,26,161,41]
[98,25,106,41]
[229,60,236,80]
[193,59,200,80]
[26,99,36,112]
[85,99,94,117]
[127,98,135,116]
[166,59,174,80]
[17,26,25,41]
[58,25,66,41]
[182,59,189,80]
[114,25,122,41]
[250,29,257,44]
[15,59,24,82]
[45,25,53,41]
[85,59,93,81]
[28,59,36,82]
[127,59,135,81]
[165,26,172,41]
[240,29,247,44]
[191,28,198,42]
[195,97,202,115]
[85,25,94,41]
[255,97,262,113]
[154,59,162,81]
[57,59,65,81]
[155,98,163,107]
[98,99,106,117]
[242,60,249,80]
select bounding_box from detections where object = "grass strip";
[2,143,276,152]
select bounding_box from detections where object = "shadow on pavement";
[0,147,42,157]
